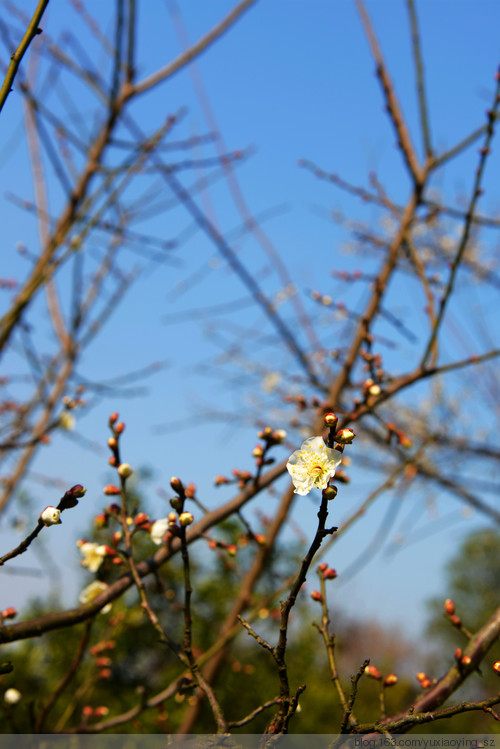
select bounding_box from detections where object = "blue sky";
[0,0,499,646]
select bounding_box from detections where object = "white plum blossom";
[40,506,61,526]
[4,688,21,705]
[150,518,169,545]
[286,436,342,495]
[79,580,112,614]
[78,541,108,572]
[59,411,75,430]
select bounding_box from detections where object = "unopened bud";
[214,475,229,486]
[324,412,338,428]
[179,512,193,527]
[134,512,149,526]
[82,705,93,717]
[1,607,17,620]
[449,614,461,628]
[454,648,463,660]
[252,445,264,458]
[323,567,337,580]
[310,590,323,603]
[227,544,237,556]
[109,412,119,425]
[318,562,328,572]
[460,655,472,667]
[384,674,398,687]
[104,484,121,496]
[271,429,287,443]
[334,428,356,445]
[365,665,381,680]
[416,672,427,683]
[115,422,125,434]
[40,506,62,526]
[170,477,184,494]
[444,598,455,615]
[493,661,500,675]
[185,483,196,498]
[117,463,133,478]
[322,485,338,501]
[94,706,109,717]
[94,513,108,528]
[108,437,117,450]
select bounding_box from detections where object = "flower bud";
[449,614,461,627]
[252,445,264,458]
[94,513,108,529]
[271,429,287,443]
[108,437,117,450]
[109,456,118,467]
[109,412,119,425]
[365,665,381,680]
[460,655,471,667]
[384,674,398,687]
[117,463,133,478]
[416,672,427,683]
[170,476,183,492]
[185,483,196,498]
[104,484,121,496]
[310,590,323,603]
[1,607,17,620]
[420,677,433,689]
[324,412,338,428]
[493,661,500,675]
[134,512,149,526]
[322,485,338,501]
[323,567,337,580]
[214,475,229,486]
[4,688,21,705]
[227,544,238,556]
[255,533,266,545]
[179,512,193,527]
[334,428,356,445]
[94,706,109,717]
[115,422,125,434]
[454,648,463,660]
[317,562,328,572]
[82,705,93,717]
[40,506,62,526]
[444,598,455,615]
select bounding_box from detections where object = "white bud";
[117,463,133,478]
[4,688,21,704]
[179,512,193,527]
[40,507,61,526]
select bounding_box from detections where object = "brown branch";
[0,0,49,114]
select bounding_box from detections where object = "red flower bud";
[115,422,125,434]
[444,598,455,615]
[310,590,323,603]
[104,484,121,496]
[109,412,119,425]
[324,412,338,428]
[365,665,381,680]
[384,674,398,687]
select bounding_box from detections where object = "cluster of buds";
[257,427,287,446]
[443,598,463,629]
[362,378,381,399]
[386,423,413,449]
[89,640,115,679]
[416,672,434,689]
[232,469,253,489]
[207,539,238,556]
[364,665,398,687]
[317,562,337,580]
[82,705,109,719]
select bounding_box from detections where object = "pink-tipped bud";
[227,544,238,557]
[108,456,118,467]
[454,648,463,660]
[82,705,93,717]
[104,484,120,496]
[324,412,338,428]
[255,533,266,545]
[420,677,433,689]
[134,512,149,526]
[444,598,455,615]
[449,614,461,628]
[317,562,328,572]
[384,674,398,687]
[115,422,125,434]
[214,475,230,486]
[334,428,356,445]
[310,590,323,603]
[460,655,472,667]
[323,567,337,580]
[365,665,382,680]
[185,483,196,498]
[109,412,119,425]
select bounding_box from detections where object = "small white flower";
[79,581,111,614]
[286,436,342,495]
[150,518,169,545]
[4,688,21,705]
[78,542,108,572]
[40,506,61,526]
[179,512,193,527]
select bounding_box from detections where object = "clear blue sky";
[1,0,499,645]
